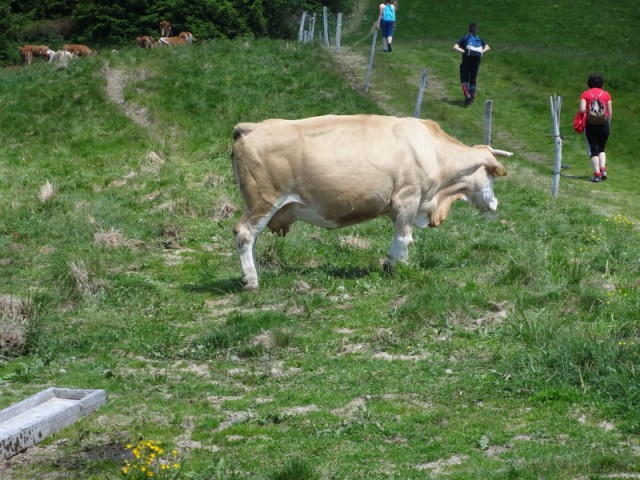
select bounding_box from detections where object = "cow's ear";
[488,162,507,177]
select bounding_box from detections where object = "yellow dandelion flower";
[147,472,154,477]
[121,466,129,474]
[141,466,146,472]
[172,450,178,457]
[173,463,180,469]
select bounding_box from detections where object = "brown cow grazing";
[19,48,33,65]
[158,35,188,46]
[159,20,172,37]
[232,114,511,290]
[178,31,193,44]
[63,44,97,57]
[19,45,50,65]
[136,36,157,48]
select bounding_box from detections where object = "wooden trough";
[0,387,107,461]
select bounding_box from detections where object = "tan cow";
[63,44,97,57]
[19,45,50,65]
[136,35,157,48]
[159,20,172,37]
[232,114,511,290]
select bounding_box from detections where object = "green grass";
[1,2,640,478]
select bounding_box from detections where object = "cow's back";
[64,44,96,56]
[231,115,435,227]
[233,115,437,188]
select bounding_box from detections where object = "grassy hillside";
[1,2,639,479]
[347,0,640,219]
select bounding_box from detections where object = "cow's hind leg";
[233,216,266,290]
[232,195,303,290]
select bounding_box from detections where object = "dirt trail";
[104,65,152,129]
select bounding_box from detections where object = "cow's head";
[463,146,510,212]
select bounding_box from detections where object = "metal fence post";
[364,29,378,92]
[413,68,428,118]
[484,100,493,145]
[550,94,563,198]
[335,13,343,53]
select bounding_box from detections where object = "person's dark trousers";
[460,56,482,100]
[585,121,610,157]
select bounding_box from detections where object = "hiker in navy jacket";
[453,23,490,105]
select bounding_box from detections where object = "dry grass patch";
[68,259,106,297]
[0,295,34,354]
[339,234,371,249]
[94,228,142,250]
[211,198,236,221]
[38,180,56,204]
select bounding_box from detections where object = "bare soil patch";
[104,65,153,129]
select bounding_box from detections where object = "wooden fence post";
[484,100,493,145]
[310,13,316,42]
[550,94,563,198]
[413,68,427,118]
[298,12,307,42]
[323,6,329,47]
[335,13,343,53]
[364,29,378,92]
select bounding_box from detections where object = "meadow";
[0,1,639,478]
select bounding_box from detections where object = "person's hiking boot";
[387,43,392,52]
[591,174,602,183]
[464,96,473,106]
[600,169,608,180]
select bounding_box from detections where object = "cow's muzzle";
[465,178,498,212]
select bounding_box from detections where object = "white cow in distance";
[231,114,512,290]
[43,49,76,66]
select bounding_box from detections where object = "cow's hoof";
[383,260,395,276]
[242,277,259,291]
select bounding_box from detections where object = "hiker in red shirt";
[579,73,613,183]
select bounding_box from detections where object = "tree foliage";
[1,0,356,65]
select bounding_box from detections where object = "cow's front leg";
[384,219,414,273]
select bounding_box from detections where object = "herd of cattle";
[18,43,96,65]
[137,19,195,47]
[18,20,193,66]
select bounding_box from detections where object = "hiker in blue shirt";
[453,23,490,105]
[376,0,396,52]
